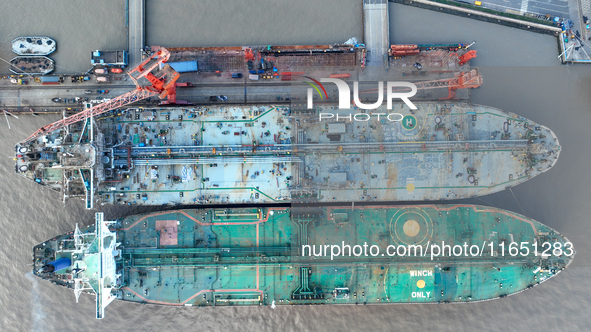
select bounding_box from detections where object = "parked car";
[218,95,228,101]
[231,73,243,78]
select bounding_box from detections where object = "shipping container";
[39,76,60,83]
[329,73,351,79]
[168,61,198,73]
[280,72,305,76]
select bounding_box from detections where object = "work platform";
[165,45,359,74]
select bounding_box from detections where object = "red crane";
[21,47,180,144]
[358,68,483,99]
[442,68,482,99]
[459,50,477,66]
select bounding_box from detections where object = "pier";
[128,0,145,67]
[363,0,390,67]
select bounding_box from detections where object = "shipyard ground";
[0,79,469,114]
[558,0,591,62]
[0,45,472,113]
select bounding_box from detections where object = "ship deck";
[11,36,56,56]
[33,205,573,312]
[9,56,54,75]
[15,102,560,207]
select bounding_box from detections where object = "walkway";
[128,0,145,67]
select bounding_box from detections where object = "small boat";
[12,36,56,56]
[9,56,54,75]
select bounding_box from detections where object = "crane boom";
[21,88,158,143]
[359,69,483,94]
[21,47,179,144]
[415,69,482,90]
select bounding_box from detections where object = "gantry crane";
[21,47,180,144]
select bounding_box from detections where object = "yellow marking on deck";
[417,280,426,288]
[406,183,415,192]
[403,219,420,237]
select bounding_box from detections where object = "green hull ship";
[33,205,573,318]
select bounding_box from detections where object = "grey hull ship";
[15,102,560,208]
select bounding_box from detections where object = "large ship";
[11,36,56,55]
[33,205,574,318]
[9,56,54,75]
[15,102,560,208]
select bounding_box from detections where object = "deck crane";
[20,47,180,145]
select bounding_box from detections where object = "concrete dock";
[128,0,145,67]
[558,0,591,62]
[363,0,389,66]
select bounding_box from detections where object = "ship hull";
[11,36,56,56]
[16,103,560,206]
[9,56,54,75]
[33,205,573,316]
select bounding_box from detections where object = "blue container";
[40,76,60,83]
[168,61,198,73]
[48,257,71,271]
